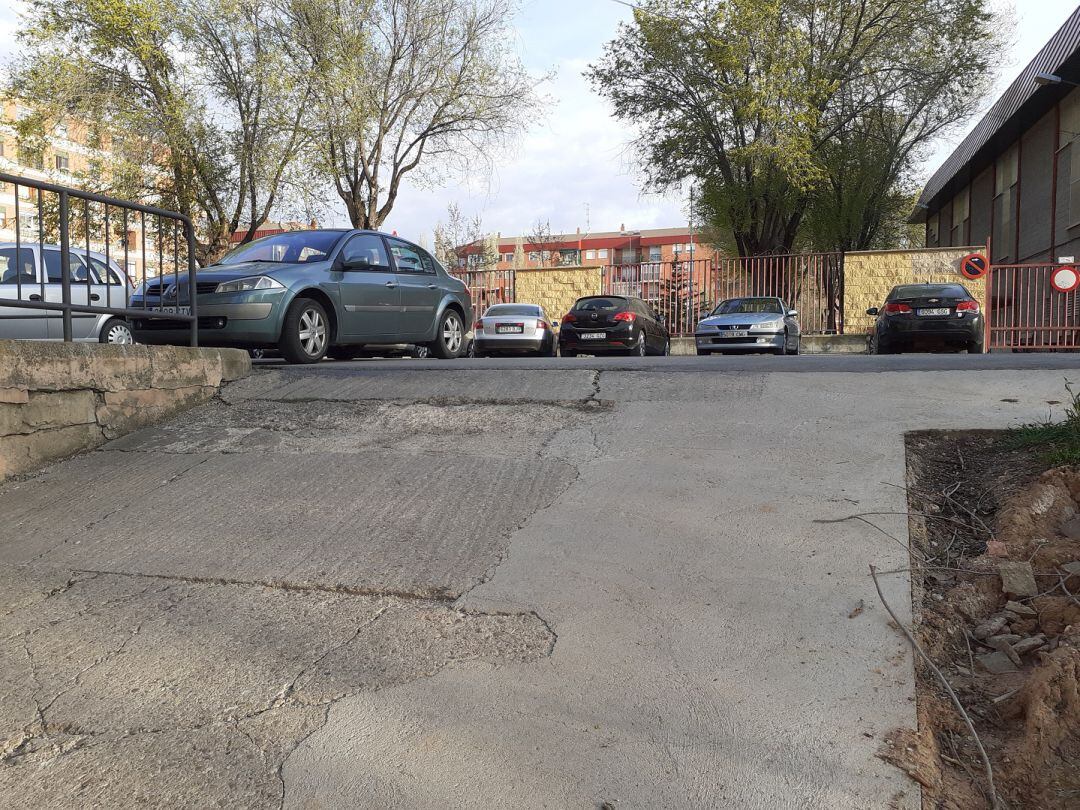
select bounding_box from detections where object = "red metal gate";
[449,268,515,317]
[601,253,843,336]
[988,264,1080,350]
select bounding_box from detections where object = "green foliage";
[1008,381,1080,467]
[589,0,1002,255]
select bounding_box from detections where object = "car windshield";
[486,305,539,317]
[890,284,969,299]
[574,297,626,311]
[215,231,347,266]
[712,297,782,315]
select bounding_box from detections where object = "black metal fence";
[0,172,199,346]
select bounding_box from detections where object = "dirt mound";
[903,434,1080,809]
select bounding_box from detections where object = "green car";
[132,229,473,363]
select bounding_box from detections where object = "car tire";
[561,348,576,358]
[632,332,647,357]
[784,333,800,355]
[696,347,710,356]
[99,318,134,345]
[663,338,670,356]
[967,340,984,354]
[279,298,330,364]
[430,309,465,359]
[410,344,431,359]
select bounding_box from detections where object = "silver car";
[695,296,801,355]
[473,303,557,357]
[0,242,134,343]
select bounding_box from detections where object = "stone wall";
[843,247,987,334]
[514,266,603,323]
[0,341,250,480]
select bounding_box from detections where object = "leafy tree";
[588,0,1001,255]
[283,0,535,230]
[11,0,313,264]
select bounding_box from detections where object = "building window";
[597,249,608,259]
[994,144,1018,258]
[19,147,44,171]
[54,153,70,172]
[585,249,596,260]
[501,252,513,263]
[528,251,540,263]
[950,188,970,246]
[648,246,662,262]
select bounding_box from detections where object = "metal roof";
[912,6,1080,223]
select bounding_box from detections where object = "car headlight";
[751,320,783,330]
[214,276,285,294]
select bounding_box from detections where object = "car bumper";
[559,325,637,353]
[880,316,983,343]
[695,331,784,352]
[475,335,548,352]
[131,296,282,347]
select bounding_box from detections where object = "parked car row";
[0,228,986,360]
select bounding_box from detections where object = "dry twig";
[869,565,1000,809]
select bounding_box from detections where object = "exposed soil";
[900,431,1080,809]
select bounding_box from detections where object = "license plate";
[149,306,191,315]
[727,330,748,338]
[581,332,605,340]
[917,308,950,316]
[496,324,523,334]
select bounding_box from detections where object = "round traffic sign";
[1051,265,1080,293]
[960,252,988,280]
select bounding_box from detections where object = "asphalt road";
[260,350,1080,374]
[1,358,1076,807]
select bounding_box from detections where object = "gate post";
[58,189,72,342]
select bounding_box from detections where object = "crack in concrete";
[63,567,460,603]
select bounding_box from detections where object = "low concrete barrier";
[0,341,250,480]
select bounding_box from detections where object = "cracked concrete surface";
[0,372,596,807]
[1,361,1072,807]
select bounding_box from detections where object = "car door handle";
[426,284,438,290]
[90,294,100,302]
[28,294,42,301]
[385,281,398,288]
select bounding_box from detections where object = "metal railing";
[449,267,516,316]
[988,263,1080,350]
[0,172,199,346]
[603,254,845,336]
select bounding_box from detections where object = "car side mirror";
[787,309,797,317]
[342,256,372,272]
[866,307,879,316]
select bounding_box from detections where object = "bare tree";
[433,202,496,270]
[527,219,560,266]
[287,0,535,230]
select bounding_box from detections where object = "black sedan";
[867,283,984,354]
[559,295,670,357]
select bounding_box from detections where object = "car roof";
[0,241,124,268]
[889,283,971,298]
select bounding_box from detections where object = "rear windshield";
[889,284,969,299]
[712,297,782,315]
[485,304,539,316]
[573,296,626,311]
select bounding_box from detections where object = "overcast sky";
[1,0,1078,244]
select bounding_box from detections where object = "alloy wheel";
[298,308,328,357]
[636,333,646,357]
[443,313,463,354]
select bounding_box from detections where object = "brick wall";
[513,266,603,323]
[0,341,250,480]
[844,247,987,334]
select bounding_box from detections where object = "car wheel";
[662,338,671,356]
[410,344,431,359]
[696,347,710,356]
[99,318,134,345]
[279,298,330,364]
[430,309,465,359]
[632,332,646,357]
[967,340,984,354]
[784,333,800,355]
[561,348,577,358]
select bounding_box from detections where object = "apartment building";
[0,100,159,283]
[458,225,716,270]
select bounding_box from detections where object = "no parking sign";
[960,253,988,280]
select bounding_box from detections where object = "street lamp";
[1035,71,1080,87]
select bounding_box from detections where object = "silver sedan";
[473,303,557,357]
[695,296,801,355]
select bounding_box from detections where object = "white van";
[0,242,134,343]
